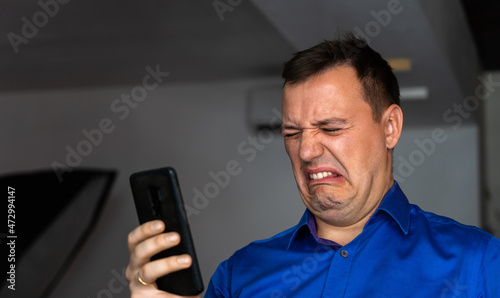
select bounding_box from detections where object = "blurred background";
[0,0,499,297]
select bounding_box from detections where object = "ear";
[382,104,403,149]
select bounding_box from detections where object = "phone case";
[129,167,204,295]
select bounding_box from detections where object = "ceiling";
[0,0,295,91]
[0,0,498,125]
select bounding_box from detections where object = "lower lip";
[307,175,344,185]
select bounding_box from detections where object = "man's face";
[281,66,396,228]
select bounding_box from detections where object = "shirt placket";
[321,244,355,298]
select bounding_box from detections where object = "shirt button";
[340,250,348,258]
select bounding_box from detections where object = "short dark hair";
[282,32,400,122]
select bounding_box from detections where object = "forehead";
[282,66,368,123]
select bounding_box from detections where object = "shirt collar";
[287,181,410,249]
[287,210,313,250]
[374,181,410,235]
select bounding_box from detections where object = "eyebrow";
[280,124,298,131]
[281,117,349,131]
[312,118,349,126]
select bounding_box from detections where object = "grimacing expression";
[281,66,402,229]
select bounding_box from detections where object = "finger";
[129,232,181,271]
[128,220,165,253]
[131,276,202,298]
[139,254,193,284]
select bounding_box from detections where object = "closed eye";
[281,127,300,138]
[282,131,300,138]
[322,128,342,133]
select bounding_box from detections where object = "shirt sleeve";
[478,236,500,296]
[204,259,231,298]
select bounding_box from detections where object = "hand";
[126,220,201,297]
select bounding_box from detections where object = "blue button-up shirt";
[205,182,500,297]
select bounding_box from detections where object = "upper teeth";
[310,171,334,180]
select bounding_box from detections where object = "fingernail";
[177,256,190,264]
[152,221,162,231]
[166,233,179,242]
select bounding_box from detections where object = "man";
[126,33,500,297]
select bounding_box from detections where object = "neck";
[315,209,376,246]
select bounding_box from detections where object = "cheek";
[332,131,384,174]
[283,141,293,160]
[284,141,301,168]
[355,131,387,171]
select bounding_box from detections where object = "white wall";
[0,75,483,297]
[394,125,480,227]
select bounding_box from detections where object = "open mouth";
[309,171,342,180]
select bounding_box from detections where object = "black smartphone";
[129,167,204,295]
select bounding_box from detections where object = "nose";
[299,130,324,162]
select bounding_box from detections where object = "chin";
[307,192,347,212]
